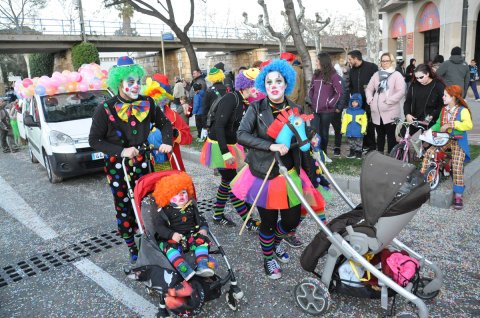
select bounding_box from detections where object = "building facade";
[381,0,479,64]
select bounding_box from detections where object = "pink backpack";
[385,252,419,287]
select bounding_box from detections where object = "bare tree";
[302,13,330,54]
[282,0,312,109]
[0,0,47,33]
[56,0,79,33]
[242,13,276,42]
[357,0,388,62]
[104,0,200,71]
[323,14,365,61]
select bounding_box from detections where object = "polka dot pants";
[104,153,150,257]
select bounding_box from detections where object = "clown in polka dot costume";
[89,56,173,262]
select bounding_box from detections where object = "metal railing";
[0,16,268,41]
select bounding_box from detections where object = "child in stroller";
[151,171,214,282]
[124,169,243,317]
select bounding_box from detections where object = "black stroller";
[122,164,243,317]
[277,151,443,317]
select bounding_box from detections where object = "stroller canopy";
[360,151,430,226]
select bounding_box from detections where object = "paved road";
[0,148,479,317]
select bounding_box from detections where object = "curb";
[180,148,480,209]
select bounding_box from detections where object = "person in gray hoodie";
[436,47,469,97]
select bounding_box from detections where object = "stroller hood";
[360,151,429,226]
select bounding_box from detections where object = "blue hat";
[117,56,135,67]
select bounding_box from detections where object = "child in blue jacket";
[192,83,205,141]
[341,93,367,159]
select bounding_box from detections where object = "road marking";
[74,259,158,317]
[0,176,58,240]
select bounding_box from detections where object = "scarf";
[114,99,150,122]
[377,68,395,93]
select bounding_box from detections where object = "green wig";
[107,64,145,95]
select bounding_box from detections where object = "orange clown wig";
[152,172,195,208]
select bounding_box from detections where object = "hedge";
[29,53,54,77]
[71,42,100,70]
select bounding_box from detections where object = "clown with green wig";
[89,56,173,263]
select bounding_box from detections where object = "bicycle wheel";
[425,166,440,190]
[390,144,408,162]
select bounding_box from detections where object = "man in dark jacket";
[436,47,469,98]
[203,67,228,120]
[347,50,378,152]
[189,68,206,99]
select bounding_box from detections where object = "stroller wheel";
[145,286,154,295]
[425,166,439,190]
[226,290,239,311]
[294,278,330,315]
[230,285,244,300]
[414,278,440,300]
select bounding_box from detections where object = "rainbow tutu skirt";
[231,165,325,211]
[200,138,245,169]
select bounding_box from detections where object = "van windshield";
[41,90,111,123]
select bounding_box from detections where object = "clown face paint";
[170,190,189,208]
[249,87,258,99]
[121,75,141,100]
[265,71,286,103]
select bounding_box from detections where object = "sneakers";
[346,149,356,159]
[333,148,341,157]
[196,259,214,277]
[264,259,282,279]
[212,215,236,227]
[274,244,290,263]
[453,193,463,210]
[283,234,303,248]
[246,218,261,231]
[356,151,362,159]
[176,261,195,281]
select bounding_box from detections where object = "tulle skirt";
[231,164,325,211]
[200,138,245,169]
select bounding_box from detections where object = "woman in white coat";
[365,52,406,154]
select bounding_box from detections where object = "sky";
[40,0,365,30]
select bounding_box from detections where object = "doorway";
[423,29,439,63]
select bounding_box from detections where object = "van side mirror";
[24,114,39,127]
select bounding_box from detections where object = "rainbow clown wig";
[206,67,225,84]
[254,59,296,96]
[107,56,145,95]
[152,172,195,208]
[142,77,173,107]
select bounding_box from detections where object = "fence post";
[61,19,64,35]
[103,20,105,36]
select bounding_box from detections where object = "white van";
[23,90,112,183]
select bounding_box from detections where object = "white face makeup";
[121,75,140,100]
[170,190,189,208]
[265,71,286,102]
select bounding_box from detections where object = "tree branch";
[183,0,194,33]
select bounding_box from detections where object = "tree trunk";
[174,29,199,71]
[282,0,312,111]
[278,39,286,53]
[314,36,321,54]
[359,0,381,62]
[123,15,132,36]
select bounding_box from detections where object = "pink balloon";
[78,82,89,92]
[22,78,33,88]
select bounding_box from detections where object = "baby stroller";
[276,151,443,317]
[121,153,243,318]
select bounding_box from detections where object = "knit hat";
[206,67,225,84]
[280,52,296,63]
[234,67,260,90]
[451,46,462,56]
[214,62,225,71]
[192,82,203,92]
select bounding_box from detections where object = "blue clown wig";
[255,59,296,96]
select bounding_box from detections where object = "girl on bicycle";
[420,85,473,210]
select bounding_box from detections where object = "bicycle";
[389,117,429,163]
[419,130,463,190]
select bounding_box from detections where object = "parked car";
[22,90,112,183]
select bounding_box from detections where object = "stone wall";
[53,50,74,72]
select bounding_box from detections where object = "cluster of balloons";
[14,63,109,99]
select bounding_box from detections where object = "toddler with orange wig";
[152,172,214,280]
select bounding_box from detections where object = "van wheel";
[43,152,63,183]
[28,143,39,163]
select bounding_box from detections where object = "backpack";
[205,89,238,129]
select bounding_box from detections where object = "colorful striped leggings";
[214,168,248,220]
[159,233,210,268]
[420,140,466,193]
